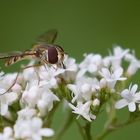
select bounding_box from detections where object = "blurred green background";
[0,0,140,140]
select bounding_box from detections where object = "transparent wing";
[0,51,23,59]
[37,29,58,44]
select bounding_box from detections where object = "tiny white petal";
[0,103,8,116]
[128,102,136,112]
[114,67,123,78]
[134,92,140,102]
[3,127,13,138]
[115,99,128,109]
[131,84,138,94]
[90,113,96,120]
[67,84,79,95]
[121,89,129,97]
[77,69,86,78]
[69,103,77,110]
[40,128,54,137]
[6,92,18,103]
[100,68,110,78]
[118,77,127,81]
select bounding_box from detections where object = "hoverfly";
[0,29,66,95]
[0,29,66,68]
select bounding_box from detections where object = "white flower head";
[22,67,38,82]
[68,77,99,103]
[14,117,54,140]
[39,66,65,88]
[59,56,78,82]
[17,107,37,120]
[78,53,103,77]
[0,92,18,116]
[125,52,140,76]
[115,84,140,112]
[69,101,96,121]
[21,84,41,108]
[106,46,129,69]
[99,67,126,89]
[0,72,21,93]
[0,127,14,140]
[37,89,60,116]
[63,56,78,72]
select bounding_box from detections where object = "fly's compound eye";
[47,47,58,64]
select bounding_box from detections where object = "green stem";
[76,120,87,140]
[76,120,92,140]
[95,129,111,140]
[84,122,92,140]
[95,98,116,140]
[114,116,140,129]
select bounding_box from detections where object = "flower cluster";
[0,46,140,140]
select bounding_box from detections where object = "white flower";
[22,84,41,108]
[0,92,18,116]
[0,72,22,94]
[68,77,99,103]
[112,46,129,58]
[69,101,96,121]
[22,81,59,116]
[14,117,54,140]
[125,53,140,76]
[63,56,78,72]
[39,66,64,88]
[0,73,18,88]
[104,46,129,69]
[0,127,14,140]
[78,54,103,77]
[115,84,140,112]
[22,61,39,82]
[11,83,22,94]
[99,67,126,89]
[37,89,60,116]
[59,56,78,81]
[17,107,37,120]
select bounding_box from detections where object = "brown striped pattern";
[4,50,37,66]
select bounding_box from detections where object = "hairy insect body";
[4,44,65,68]
[0,29,65,68]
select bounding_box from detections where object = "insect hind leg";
[0,72,20,96]
[0,64,43,96]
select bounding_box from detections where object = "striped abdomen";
[4,51,37,66]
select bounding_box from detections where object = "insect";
[0,29,66,95]
[0,29,66,68]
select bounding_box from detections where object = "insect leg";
[0,71,20,96]
[61,62,66,69]
[0,64,43,96]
